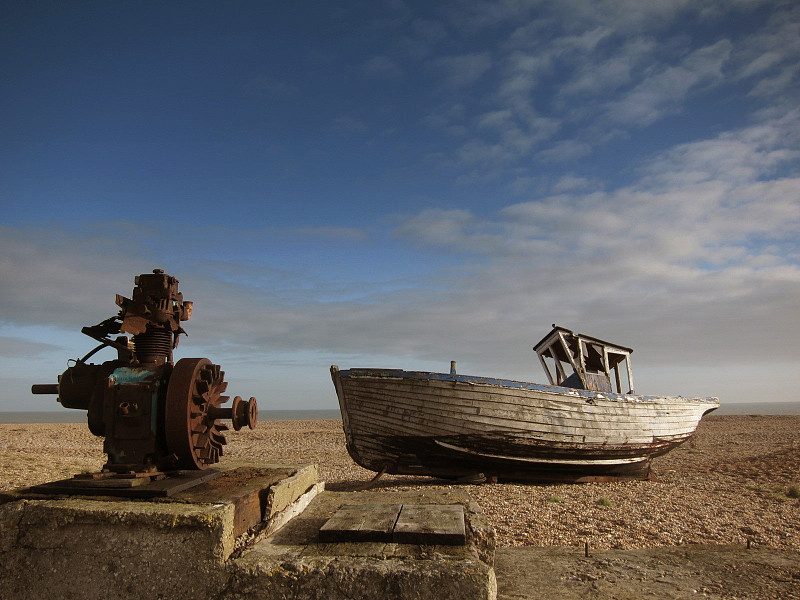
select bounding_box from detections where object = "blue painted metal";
[109,366,156,384]
[109,366,162,434]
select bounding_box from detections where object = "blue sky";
[2,0,798,412]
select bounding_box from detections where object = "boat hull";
[330,366,719,482]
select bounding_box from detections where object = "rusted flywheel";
[165,357,257,470]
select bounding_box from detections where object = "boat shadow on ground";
[324,476,462,492]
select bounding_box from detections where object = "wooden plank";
[345,406,699,447]
[347,390,706,433]
[352,380,713,424]
[318,504,467,546]
[392,504,466,546]
[346,405,703,445]
[318,504,401,543]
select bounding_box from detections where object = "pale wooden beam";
[538,353,555,385]
[626,354,635,394]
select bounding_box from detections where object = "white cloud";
[329,115,370,133]
[740,51,784,78]
[417,0,798,184]
[429,52,493,88]
[0,224,161,328]
[2,119,798,406]
[496,51,551,111]
[455,105,561,170]
[639,110,800,185]
[446,0,699,35]
[550,175,603,193]
[389,116,799,378]
[546,0,694,31]
[749,65,799,98]
[604,40,733,126]
[536,139,592,162]
[558,53,635,97]
[362,55,403,79]
[733,3,800,95]
[397,18,448,61]
[289,226,370,242]
[0,336,61,358]
[421,102,468,135]
[393,208,486,252]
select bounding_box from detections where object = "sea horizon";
[0,408,343,424]
[1,401,798,424]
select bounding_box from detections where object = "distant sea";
[0,408,343,424]
[0,403,797,424]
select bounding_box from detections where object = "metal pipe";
[31,384,59,394]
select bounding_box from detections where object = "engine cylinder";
[132,330,173,365]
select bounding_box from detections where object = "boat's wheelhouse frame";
[534,325,635,394]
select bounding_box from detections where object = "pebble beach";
[1,414,798,551]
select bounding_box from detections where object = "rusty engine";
[32,269,257,477]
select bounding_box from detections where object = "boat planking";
[330,325,719,483]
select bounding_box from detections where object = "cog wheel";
[164,357,241,469]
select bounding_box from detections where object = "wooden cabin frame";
[533,325,635,394]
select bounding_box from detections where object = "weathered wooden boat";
[330,325,719,483]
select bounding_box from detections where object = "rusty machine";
[32,270,257,492]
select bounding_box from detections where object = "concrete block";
[228,552,497,600]
[1,497,235,599]
[263,463,319,516]
[0,464,318,600]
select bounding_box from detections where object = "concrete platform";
[0,463,321,600]
[0,465,497,600]
[229,488,496,600]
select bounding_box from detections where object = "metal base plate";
[28,469,223,498]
